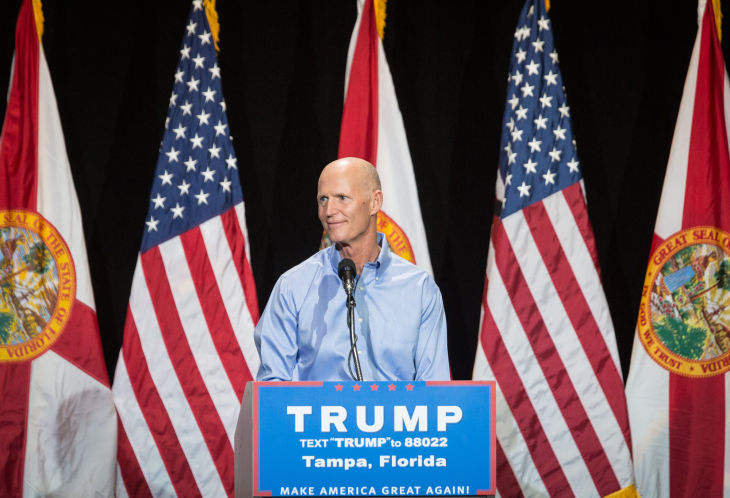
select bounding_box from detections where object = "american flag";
[112,1,259,496]
[471,0,635,496]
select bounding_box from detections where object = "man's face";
[317,162,378,247]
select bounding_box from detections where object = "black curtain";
[0,0,720,380]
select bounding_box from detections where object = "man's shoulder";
[280,247,333,281]
[385,251,438,288]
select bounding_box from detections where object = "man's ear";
[370,189,383,215]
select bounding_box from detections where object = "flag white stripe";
[485,237,598,496]
[36,46,95,308]
[200,213,259,376]
[504,209,631,485]
[234,201,255,282]
[654,29,699,240]
[158,235,240,446]
[129,259,226,497]
[113,358,171,496]
[544,193,622,373]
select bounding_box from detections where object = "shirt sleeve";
[414,279,450,380]
[254,275,299,381]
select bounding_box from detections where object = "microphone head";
[338,258,356,280]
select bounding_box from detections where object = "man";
[254,157,449,381]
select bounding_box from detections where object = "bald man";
[254,157,449,381]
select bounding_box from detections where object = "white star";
[526,60,540,75]
[197,110,211,126]
[158,169,174,185]
[539,94,553,108]
[165,147,180,163]
[521,82,534,98]
[174,69,184,83]
[186,77,200,92]
[544,70,558,86]
[195,189,210,205]
[169,92,177,107]
[214,120,228,136]
[209,63,221,79]
[508,94,520,110]
[517,181,531,198]
[180,100,193,116]
[548,147,562,162]
[506,117,515,131]
[549,50,559,64]
[512,71,523,86]
[520,26,531,40]
[165,117,169,129]
[208,144,222,158]
[225,154,238,169]
[186,20,197,36]
[193,0,203,10]
[199,31,212,45]
[184,156,198,172]
[220,100,227,112]
[528,5,535,16]
[538,16,550,31]
[507,149,517,165]
[220,177,232,192]
[201,166,216,182]
[180,44,191,60]
[515,105,528,120]
[151,193,166,209]
[171,202,185,219]
[189,133,204,149]
[504,173,512,186]
[203,87,216,103]
[532,39,545,53]
[192,54,206,69]
[178,179,191,195]
[553,126,567,140]
[173,124,186,139]
[504,142,513,155]
[523,158,538,174]
[511,128,523,142]
[566,158,580,172]
[515,48,527,63]
[543,169,556,185]
[528,137,542,152]
[559,103,570,117]
[145,216,159,232]
[534,114,548,130]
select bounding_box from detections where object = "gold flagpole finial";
[203,0,220,51]
[712,0,722,41]
[32,0,44,41]
[373,0,387,40]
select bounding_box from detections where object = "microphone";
[337,258,363,381]
[338,258,356,296]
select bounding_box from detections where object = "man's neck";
[336,239,381,275]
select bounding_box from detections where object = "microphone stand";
[346,292,363,381]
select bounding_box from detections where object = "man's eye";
[318,196,327,203]
[339,195,347,201]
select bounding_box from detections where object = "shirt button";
[359,317,363,323]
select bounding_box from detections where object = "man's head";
[317,157,383,248]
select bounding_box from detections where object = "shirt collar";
[327,232,391,276]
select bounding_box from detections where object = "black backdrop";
[1,1,723,380]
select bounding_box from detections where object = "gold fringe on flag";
[545,0,550,12]
[712,0,722,40]
[373,0,387,40]
[203,0,220,51]
[32,0,44,41]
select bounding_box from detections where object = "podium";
[234,381,495,497]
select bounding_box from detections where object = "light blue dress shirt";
[254,233,449,381]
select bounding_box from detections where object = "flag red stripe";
[494,428,525,498]
[50,299,109,386]
[0,362,30,497]
[670,5,727,496]
[562,183,602,277]
[180,226,250,399]
[222,207,259,325]
[0,0,38,210]
[338,0,378,163]
[492,217,620,494]
[121,310,201,496]
[116,415,153,498]
[524,192,631,445]
[479,263,572,496]
[140,248,234,494]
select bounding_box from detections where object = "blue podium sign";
[247,381,495,496]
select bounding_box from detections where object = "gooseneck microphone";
[338,258,363,381]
